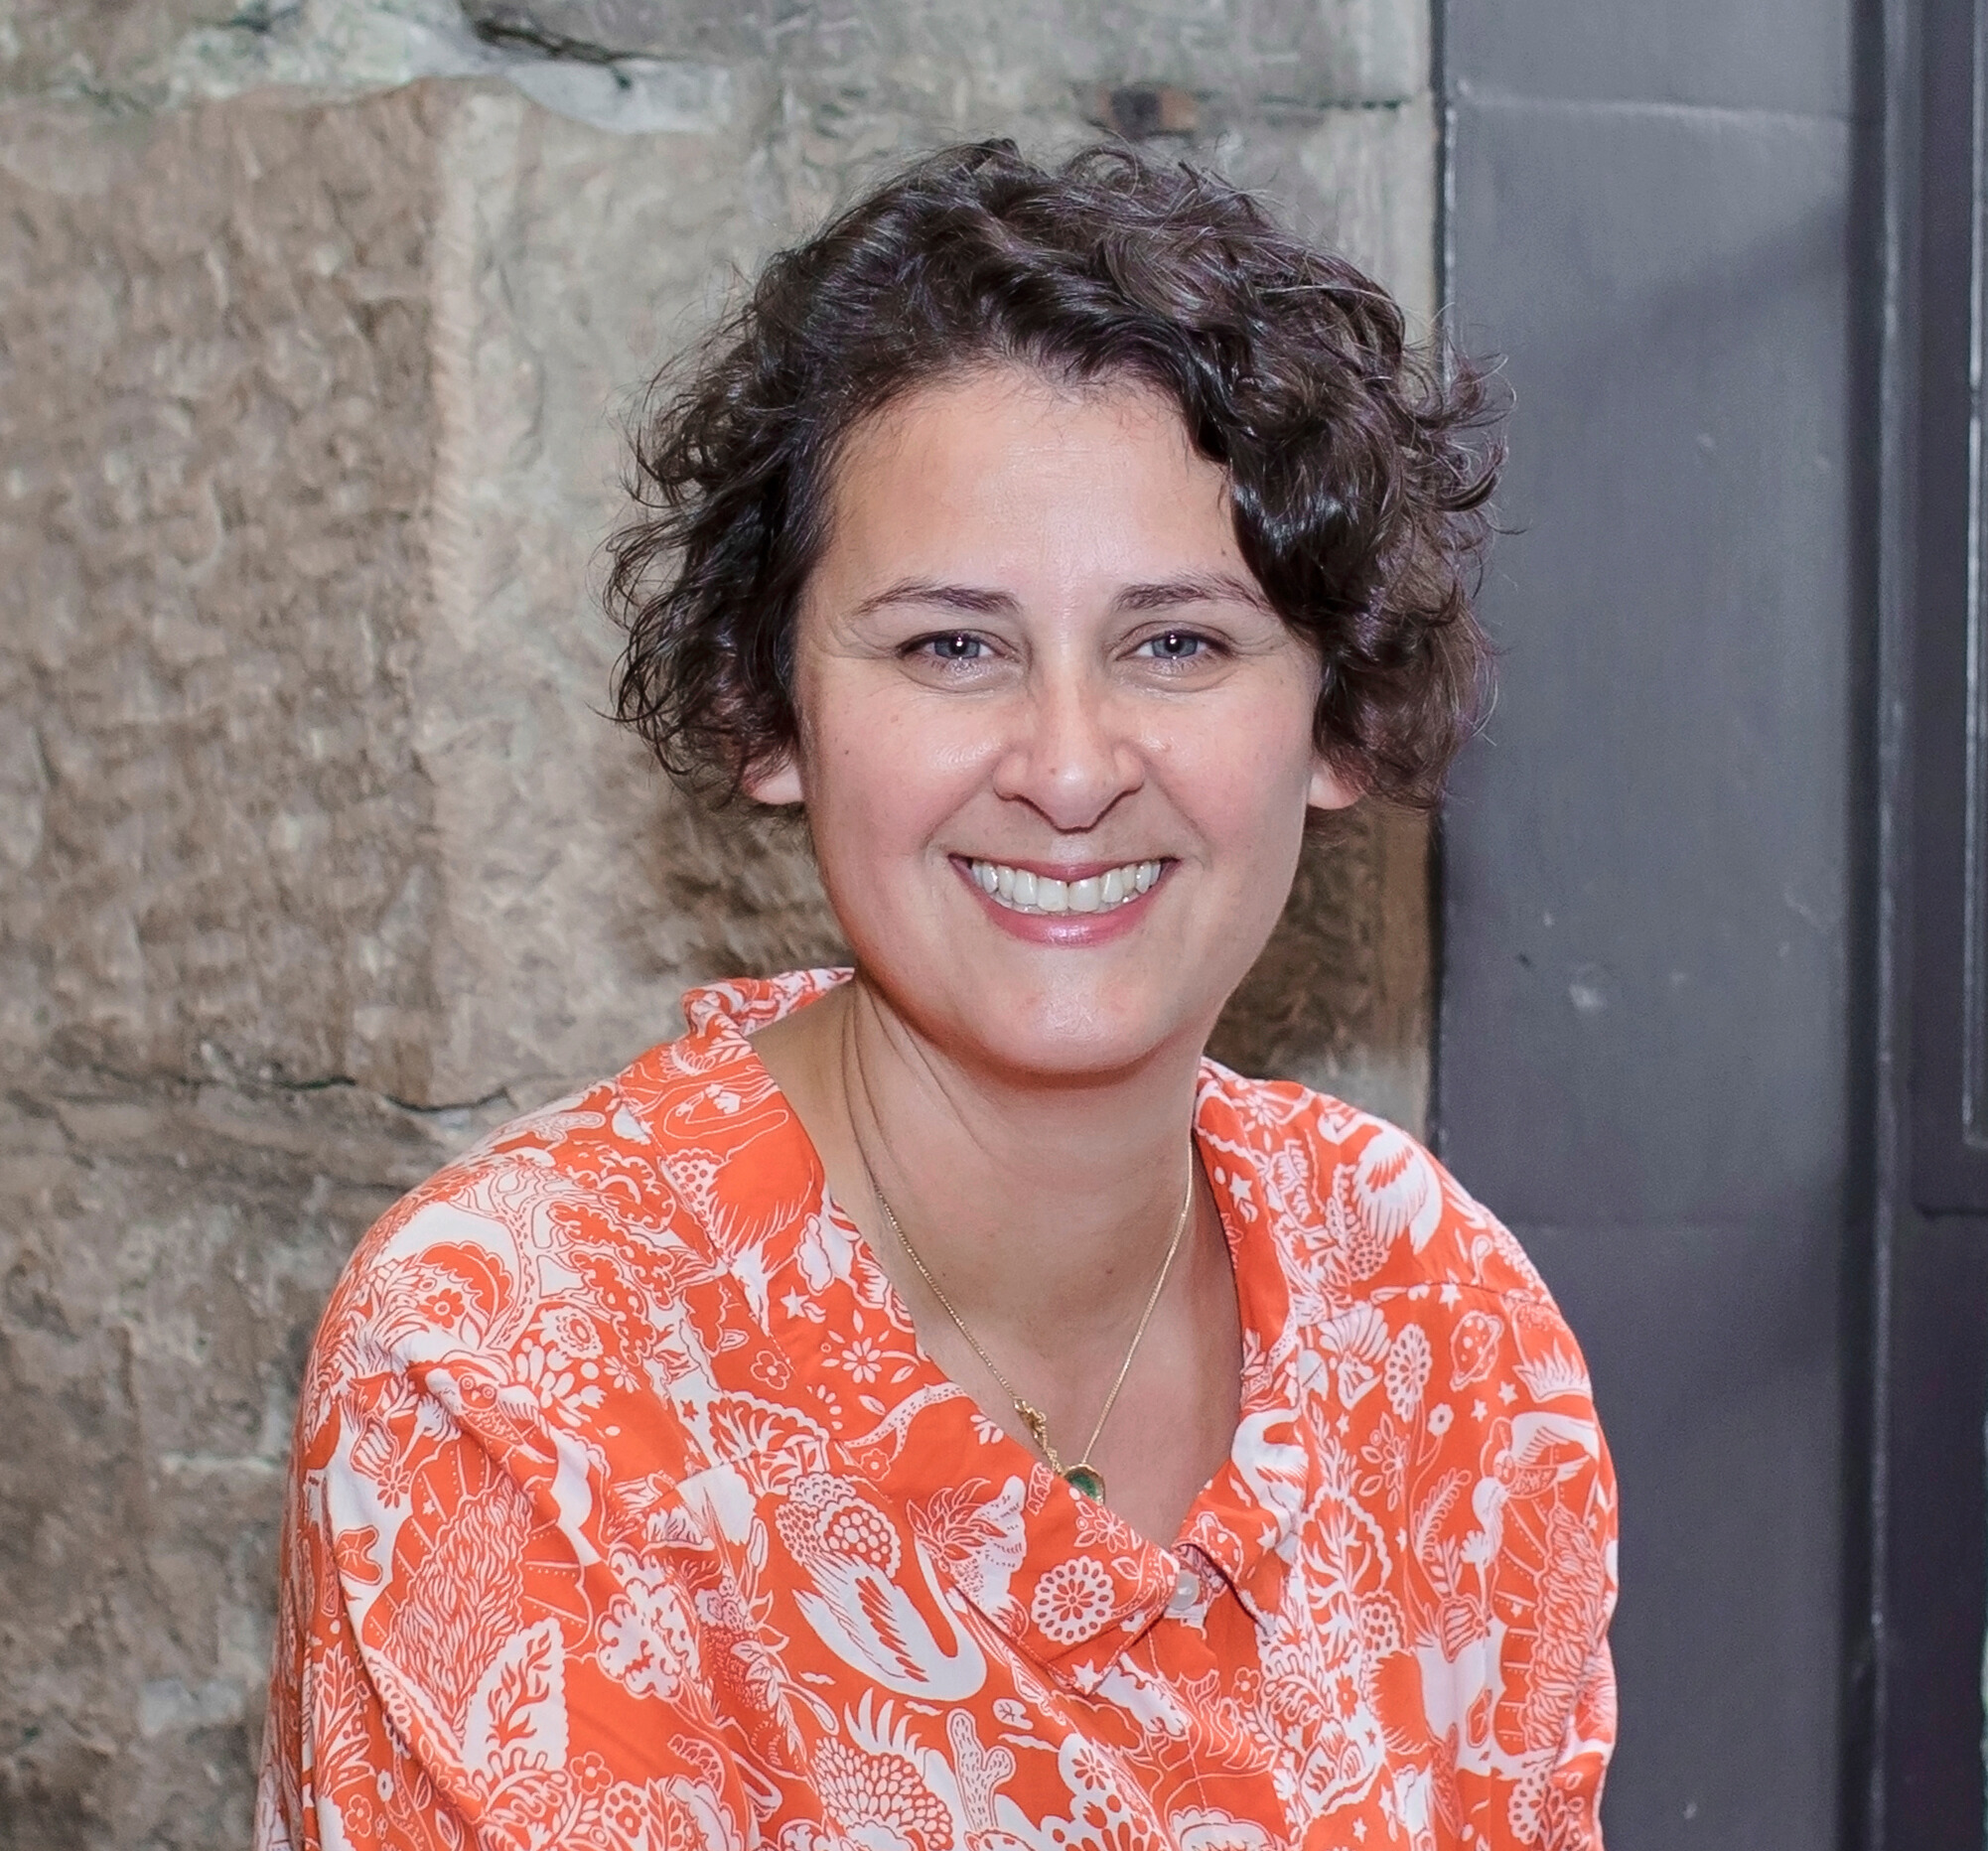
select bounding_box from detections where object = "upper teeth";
[967,858,1163,915]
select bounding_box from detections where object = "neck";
[758,969,1208,1343]
[751,964,1244,1538]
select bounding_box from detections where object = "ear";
[743,750,804,807]
[1307,754,1360,813]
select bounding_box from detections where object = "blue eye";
[924,634,984,660]
[1143,631,1205,659]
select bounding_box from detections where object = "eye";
[915,633,987,661]
[1138,630,1209,661]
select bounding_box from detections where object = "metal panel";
[1443,0,1851,117]
[1871,1214,1988,1841]
[1439,97,1858,1232]
[1437,3,1871,1844]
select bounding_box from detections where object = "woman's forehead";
[814,368,1239,597]
[838,363,1196,471]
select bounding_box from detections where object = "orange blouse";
[257,969,1617,1851]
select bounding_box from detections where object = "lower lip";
[951,859,1166,946]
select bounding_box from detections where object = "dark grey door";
[1434,0,1988,1842]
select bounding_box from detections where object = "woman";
[258,143,1616,1851]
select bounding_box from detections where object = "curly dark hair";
[606,140,1500,810]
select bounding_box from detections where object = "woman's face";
[751,366,1353,1079]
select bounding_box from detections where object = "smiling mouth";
[963,857,1165,917]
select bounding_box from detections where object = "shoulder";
[1206,1066,1615,1522]
[1200,1065,1607,1443]
[1200,1062,1557,1308]
[294,1028,775,1468]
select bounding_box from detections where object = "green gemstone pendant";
[1062,1463,1107,1502]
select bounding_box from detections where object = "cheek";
[801,692,978,866]
[1204,770,1313,873]
[1161,694,1321,845]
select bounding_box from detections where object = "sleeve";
[1539,1631,1618,1850]
[1299,1112,1621,1849]
[257,1399,492,1851]
[1484,1361,1620,1851]
[1398,1279,1619,1851]
[254,1315,754,1851]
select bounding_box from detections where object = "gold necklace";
[865,1159,1196,1503]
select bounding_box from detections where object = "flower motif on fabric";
[539,1305,604,1360]
[1071,1491,1127,1550]
[514,1340,607,1427]
[1382,1325,1432,1423]
[838,1337,886,1384]
[778,1476,901,1577]
[1039,1735,1169,1851]
[1030,1557,1119,1646]
[597,1568,702,1702]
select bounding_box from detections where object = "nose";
[990,660,1144,832]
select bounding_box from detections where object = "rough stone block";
[0,0,1428,113]
[0,88,447,1098]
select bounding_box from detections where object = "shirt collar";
[643,972,1322,1685]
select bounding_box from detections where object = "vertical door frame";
[1873,0,1988,1840]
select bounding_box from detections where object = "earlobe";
[1307,757,1360,812]
[744,751,805,807]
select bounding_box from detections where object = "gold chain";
[865,1158,1195,1500]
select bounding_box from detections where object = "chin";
[947,978,1214,1084]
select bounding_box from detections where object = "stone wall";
[0,2,1435,1842]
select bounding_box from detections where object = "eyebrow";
[849,571,1272,621]
[850,579,1018,620]
[1114,571,1274,616]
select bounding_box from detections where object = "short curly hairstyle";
[606,140,1500,810]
